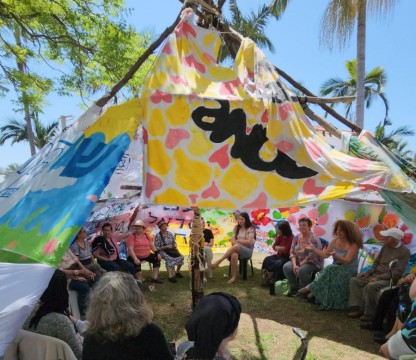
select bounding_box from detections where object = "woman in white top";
[211,212,255,284]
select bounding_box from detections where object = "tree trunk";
[14,26,36,156]
[355,0,366,130]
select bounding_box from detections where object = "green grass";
[142,252,384,360]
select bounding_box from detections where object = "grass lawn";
[142,252,385,360]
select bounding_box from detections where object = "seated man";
[348,228,410,322]
[360,270,415,338]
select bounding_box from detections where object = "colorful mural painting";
[81,198,415,263]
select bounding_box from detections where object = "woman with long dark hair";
[24,269,83,359]
[211,212,255,284]
[261,220,294,286]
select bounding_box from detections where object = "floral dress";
[154,231,184,268]
[310,247,358,309]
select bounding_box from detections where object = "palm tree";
[219,0,290,61]
[320,0,398,129]
[0,163,20,180]
[0,115,59,150]
[320,59,389,121]
[374,118,415,160]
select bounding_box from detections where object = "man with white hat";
[348,228,410,322]
[126,220,163,284]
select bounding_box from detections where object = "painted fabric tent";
[1,6,416,355]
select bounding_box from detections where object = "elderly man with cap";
[127,219,163,284]
[154,219,185,283]
[348,228,410,322]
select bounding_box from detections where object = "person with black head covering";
[23,269,83,360]
[175,292,242,360]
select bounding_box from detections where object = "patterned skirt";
[310,264,357,310]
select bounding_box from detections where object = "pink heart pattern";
[276,140,294,153]
[183,55,206,73]
[303,178,326,195]
[201,181,220,199]
[150,89,172,104]
[208,145,230,169]
[145,173,163,198]
[243,192,268,209]
[165,128,190,149]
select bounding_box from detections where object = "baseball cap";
[379,228,404,241]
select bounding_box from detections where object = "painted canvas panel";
[141,9,414,210]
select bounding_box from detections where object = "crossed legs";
[211,244,240,284]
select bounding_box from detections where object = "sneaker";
[151,278,163,284]
[168,277,177,283]
[175,273,184,278]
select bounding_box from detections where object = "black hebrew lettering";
[191,100,317,179]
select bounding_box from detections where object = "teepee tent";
[1,2,415,355]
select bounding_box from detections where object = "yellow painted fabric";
[140,8,413,209]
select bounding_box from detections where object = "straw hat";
[133,220,145,228]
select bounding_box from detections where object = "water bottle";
[119,240,127,260]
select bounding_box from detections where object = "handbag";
[160,233,181,258]
[165,248,182,258]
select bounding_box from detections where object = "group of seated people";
[261,215,415,359]
[20,267,241,360]
[12,212,416,360]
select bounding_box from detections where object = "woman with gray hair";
[82,272,173,360]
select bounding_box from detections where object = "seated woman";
[154,219,184,283]
[211,212,255,284]
[59,248,98,318]
[175,292,241,360]
[127,219,163,284]
[261,220,294,286]
[23,269,83,360]
[282,217,323,296]
[70,227,106,278]
[91,222,137,278]
[380,277,416,359]
[298,219,362,309]
[82,272,174,360]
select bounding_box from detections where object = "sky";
[1,0,415,175]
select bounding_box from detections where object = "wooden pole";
[189,208,205,308]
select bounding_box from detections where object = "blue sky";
[1,0,415,172]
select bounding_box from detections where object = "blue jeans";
[97,259,136,277]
